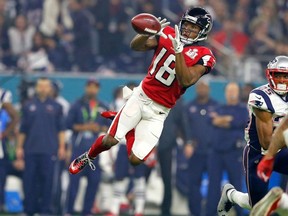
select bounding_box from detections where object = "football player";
[217,56,288,216]
[0,88,18,211]
[249,187,288,216]
[69,7,216,175]
[249,101,288,215]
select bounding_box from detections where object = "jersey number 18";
[149,47,176,86]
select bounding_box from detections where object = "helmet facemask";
[266,70,288,95]
[266,56,288,95]
[179,7,213,45]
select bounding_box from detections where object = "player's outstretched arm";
[130,17,169,51]
[130,34,158,51]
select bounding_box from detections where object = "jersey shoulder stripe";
[0,90,7,101]
[249,89,274,113]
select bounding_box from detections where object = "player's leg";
[224,149,245,216]
[83,159,101,215]
[266,149,288,214]
[0,159,6,212]
[65,171,82,214]
[277,192,288,212]
[133,164,147,216]
[69,96,142,174]
[23,155,38,215]
[250,187,283,216]
[109,144,130,215]
[187,154,206,216]
[246,150,269,206]
[129,114,165,165]
[157,147,173,216]
[217,146,251,216]
[224,145,267,208]
[206,151,223,216]
[101,111,135,157]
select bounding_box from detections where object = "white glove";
[168,25,184,54]
[156,17,170,39]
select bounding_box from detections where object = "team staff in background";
[16,77,65,215]
[0,88,18,212]
[217,56,288,216]
[65,78,109,216]
[69,7,216,179]
[157,97,186,216]
[207,82,248,216]
[183,80,218,216]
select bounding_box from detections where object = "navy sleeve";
[175,100,187,140]
[230,106,248,129]
[19,104,29,134]
[56,104,65,132]
[66,103,77,130]
[183,102,194,141]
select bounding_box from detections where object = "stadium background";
[0,0,288,215]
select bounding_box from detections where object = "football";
[131,13,161,35]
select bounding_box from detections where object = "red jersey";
[142,26,216,108]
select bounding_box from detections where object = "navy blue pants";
[158,147,173,216]
[187,153,209,216]
[243,145,288,206]
[51,160,65,215]
[206,149,243,216]
[0,159,7,207]
[66,152,101,215]
[114,145,146,180]
[23,154,56,215]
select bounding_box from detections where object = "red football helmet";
[266,55,288,95]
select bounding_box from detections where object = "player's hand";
[257,155,275,182]
[89,122,100,132]
[16,146,24,159]
[168,25,184,54]
[58,146,66,160]
[156,17,170,39]
[184,144,195,158]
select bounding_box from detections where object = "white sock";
[133,177,146,214]
[100,183,114,212]
[227,189,251,210]
[278,193,288,209]
[110,178,129,214]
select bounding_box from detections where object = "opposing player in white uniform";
[0,88,18,211]
[217,56,288,216]
[250,85,288,215]
[69,7,216,175]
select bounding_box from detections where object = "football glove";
[168,25,184,54]
[257,155,275,182]
[156,17,170,39]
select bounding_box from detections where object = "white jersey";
[245,84,288,151]
[0,88,11,159]
[0,89,12,109]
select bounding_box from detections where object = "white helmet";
[266,55,288,95]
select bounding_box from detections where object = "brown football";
[131,13,161,35]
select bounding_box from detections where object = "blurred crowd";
[0,75,276,216]
[0,0,286,80]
